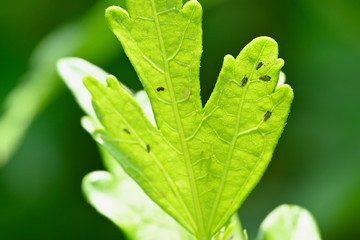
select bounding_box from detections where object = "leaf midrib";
[150,0,205,237]
[206,43,268,234]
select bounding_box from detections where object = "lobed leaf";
[200,37,293,234]
[85,0,294,239]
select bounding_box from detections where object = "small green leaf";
[85,0,293,239]
[256,205,322,240]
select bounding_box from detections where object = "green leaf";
[58,57,190,239]
[58,57,109,120]
[82,160,192,240]
[58,56,244,239]
[85,0,294,239]
[256,205,322,240]
[58,57,157,127]
[59,57,245,240]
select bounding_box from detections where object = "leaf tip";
[184,0,202,9]
[105,75,120,89]
[105,6,130,27]
[223,54,236,67]
[276,84,295,101]
[105,5,126,15]
[276,58,285,68]
[254,36,278,48]
[82,74,96,88]
[224,54,235,61]
[182,0,203,23]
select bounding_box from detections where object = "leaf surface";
[58,57,192,239]
[83,164,192,240]
[85,1,294,238]
[256,205,322,240]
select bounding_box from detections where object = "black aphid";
[157,87,165,92]
[123,129,130,134]
[259,75,271,81]
[146,144,150,153]
[241,76,248,87]
[256,62,263,70]
[264,110,272,121]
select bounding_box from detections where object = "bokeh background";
[1,0,359,239]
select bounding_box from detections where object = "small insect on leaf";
[241,76,248,87]
[259,75,271,81]
[123,129,130,134]
[264,111,272,122]
[256,62,263,70]
[157,87,165,92]
[146,144,150,153]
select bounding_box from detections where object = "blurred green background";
[1,0,359,239]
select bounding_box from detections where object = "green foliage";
[80,0,293,239]
[83,154,193,240]
[58,57,243,240]
[58,57,189,239]
[256,205,322,240]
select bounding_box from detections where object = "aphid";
[259,75,271,81]
[256,62,263,70]
[264,110,272,121]
[123,128,130,134]
[146,144,150,153]
[157,87,165,92]
[241,76,248,87]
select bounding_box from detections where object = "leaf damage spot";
[264,111,272,121]
[183,86,191,100]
